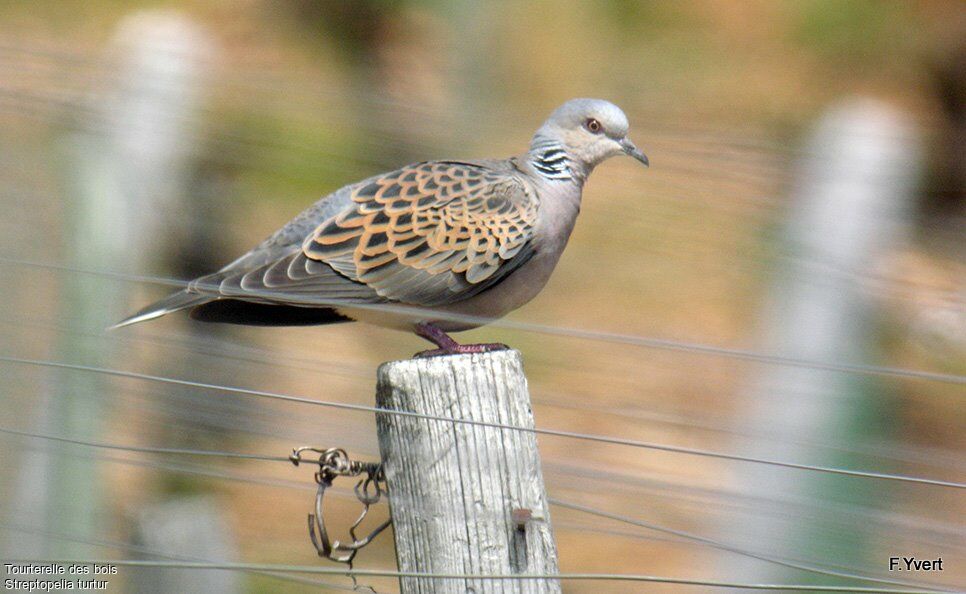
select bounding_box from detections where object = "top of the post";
[377,349,524,378]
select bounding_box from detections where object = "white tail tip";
[107,308,170,331]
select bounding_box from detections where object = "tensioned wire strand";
[0,161,956,314]
[11,437,952,591]
[8,345,961,553]
[8,312,963,475]
[7,446,953,592]
[547,497,954,592]
[2,519,727,591]
[0,40,815,149]
[4,86,962,265]
[1,55,952,240]
[2,99,962,309]
[549,501,954,592]
[0,559,944,592]
[13,372,966,542]
[2,354,963,489]
[0,35,946,129]
[3,35,960,592]
[11,444,966,585]
[6,36,960,292]
[18,442,313,493]
[548,462,964,553]
[6,398,966,552]
[0,55,804,172]
[7,423,962,556]
[3,93,960,588]
[0,427,290,463]
[0,523,363,593]
[0,95,786,200]
[2,256,963,386]
[3,162,957,313]
[0,78,960,291]
[4,41,962,250]
[0,40,945,157]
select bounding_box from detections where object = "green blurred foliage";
[790,0,918,63]
[602,0,694,35]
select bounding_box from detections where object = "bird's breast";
[429,186,583,331]
[344,184,584,333]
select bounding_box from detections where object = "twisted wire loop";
[289,447,390,568]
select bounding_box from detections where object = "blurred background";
[0,1,963,592]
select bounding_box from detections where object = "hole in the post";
[510,508,531,573]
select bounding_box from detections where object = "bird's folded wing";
[185,250,384,306]
[179,160,538,309]
[303,160,539,306]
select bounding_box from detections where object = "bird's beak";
[620,137,649,167]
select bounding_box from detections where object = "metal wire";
[11,437,955,591]
[10,419,963,551]
[7,311,963,475]
[0,39,947,154]
[0,559,944,591]
[3,41,963,292]
[8,418,961,555]
[4,43,958,277]
[0,427,290,463]
[546,462,965,553]
[0,522,363,592]
[16,442,314,494]
[4,395,963,589]
[548,497,954,592]
[2,354,963,489]
[546,518,954,592]
[0,63,799,186]
[2,255,963,386]
[2,34,961,594]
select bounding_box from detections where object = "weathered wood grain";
[375,350,560,594]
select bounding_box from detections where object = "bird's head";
[531,98,648,177]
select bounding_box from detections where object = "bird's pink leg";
[413,323,509,358]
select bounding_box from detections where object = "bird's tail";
[110,290,212,330]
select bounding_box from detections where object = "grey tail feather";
[109,291,212,330]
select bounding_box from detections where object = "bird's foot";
[413,322,509,358]
[414,342,510,358]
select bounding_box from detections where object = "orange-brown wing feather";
[303,161,538,306]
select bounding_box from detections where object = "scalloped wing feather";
[184,250,383,306]
[303,161,539,306]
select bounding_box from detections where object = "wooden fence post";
[375,350,561,594]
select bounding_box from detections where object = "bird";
[113,98,649,356]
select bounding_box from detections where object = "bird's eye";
[585,118,602,134]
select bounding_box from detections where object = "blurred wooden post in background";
[131,497,241,594]
[715,99,919,582]
[3,7,217,570]
[95,11,245,592]
[375,351,561,594]
[22,10,206,560]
